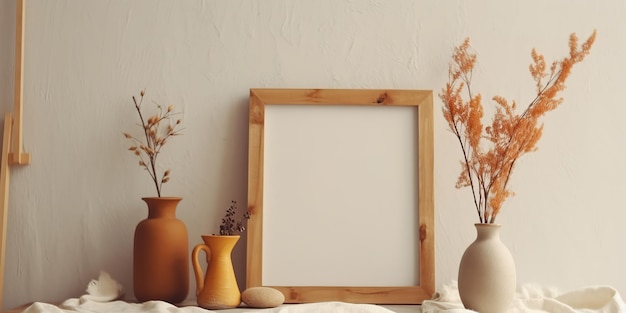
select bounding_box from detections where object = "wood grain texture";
[246,90,265,288]
[2,0,32,308]
[0,113,13,310]
[9,0,30,165]
[246,89,435,304]
[272,286,432,304]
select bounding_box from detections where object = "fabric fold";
[22,300,217,313]
[245,301,396,313]
[422,282,626,313]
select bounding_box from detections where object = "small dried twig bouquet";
[440,31,596,224]
[218,201,251,236]
[123,90,183,197]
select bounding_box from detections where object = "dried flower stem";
[218,201,251,236]
[124,90,183,197]
[440,31,596,223]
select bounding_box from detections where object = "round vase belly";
[458,223,516,313]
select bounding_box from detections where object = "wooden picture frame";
[246,89,434,304]
[1,0,32,309]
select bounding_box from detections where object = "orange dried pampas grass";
[440,31,596,224]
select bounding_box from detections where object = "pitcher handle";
[192,244,211,297]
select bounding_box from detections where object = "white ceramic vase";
[458,223,516,313]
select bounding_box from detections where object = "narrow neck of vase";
[142,197,182,218]
[148,206,177,218]
[203,235,239,255]
[475,223,501,240]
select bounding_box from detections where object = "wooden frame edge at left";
[246,88,434,304]
[1,0,32,309]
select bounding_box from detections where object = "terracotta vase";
[192,235,241,309]
[458,223,516,313]
[133,197,189,303]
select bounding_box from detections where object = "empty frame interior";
[247,89,434,304]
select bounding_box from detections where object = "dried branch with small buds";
[123,90,183,197]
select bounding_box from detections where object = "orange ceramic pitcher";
[192,235,241,309]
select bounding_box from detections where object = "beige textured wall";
[0,0,623,310]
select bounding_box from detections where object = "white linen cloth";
[22,300,215,313]
[422,281,626,313]
[21,301,395,313]
[18,272,391,313]
[19,276,626,313]
[252,302,396,313]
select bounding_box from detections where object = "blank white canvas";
[262,104,419,287]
